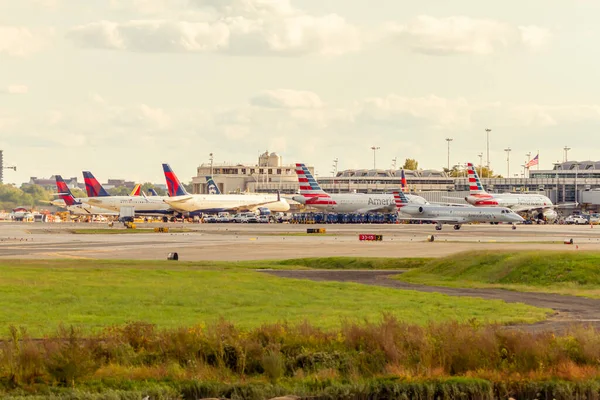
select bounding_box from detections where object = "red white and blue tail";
[55,175,79,206]
[400,169,408,192]
[393,191,409,209]
[467,162,486,194]
[295,163,335,205]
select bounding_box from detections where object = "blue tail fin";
[149,188,158,196]
[206,176,221,194]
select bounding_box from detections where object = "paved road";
[2,222,600,260]
[263,270,600,332]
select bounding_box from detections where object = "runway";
[2,222,600,260]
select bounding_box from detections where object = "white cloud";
[0,26,47,57]
[0,85,28,95]
[386,16,550,55]
[519,25,552,49]
[67,0,362,56]
[250,89,324,109]
[358,94,473,128]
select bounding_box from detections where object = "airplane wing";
[164,196,194,204]
[230,192,285,212]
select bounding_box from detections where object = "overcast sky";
[2,0,600,185]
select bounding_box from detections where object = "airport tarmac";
[1,222,600,260]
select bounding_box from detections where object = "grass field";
[397,250,600,298]
[0,259,550,335]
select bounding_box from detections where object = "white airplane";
[394,191,524,230]
[162,164,290,214]
[80,171,174,219]
[53,175,118,216]
[292,163,428,213]
[464,162,559,221]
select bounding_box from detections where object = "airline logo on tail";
[130,184,141,196]
[400,169,408,192]
[83,171,110,197]
[295,163,336,205]
[162,164,189,197]
[393,191,409,209]
[206,177,221,194]
[148,188,159,196]
[467,163,486,194]
[55,175,78,206]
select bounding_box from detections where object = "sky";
[1,0,600,185]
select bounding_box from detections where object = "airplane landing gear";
[512,224,517,230]
[453,224,461,230]
[435,224,443,231]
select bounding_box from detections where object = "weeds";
[1,318,600,397]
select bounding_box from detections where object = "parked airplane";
[394,191,524,230]
[464,162,559,221]
[52,175,117,216]
[292,163,428,213]
[81,171,174,219]
[162,164,289,214]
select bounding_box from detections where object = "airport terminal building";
[193,155,600,212]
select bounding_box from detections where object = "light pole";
[525,152,531,178]
[370,146,380,169]
[504,147,511,178]
[553,162,560,203]
[209,152,214,178]
[574,162,580,206]
[332,158,339,193]
[478,152,483,178]
[445,138,453,172]
[564,146,571,162]
[485,128,492,171]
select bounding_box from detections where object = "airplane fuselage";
[79,196,173,215]
[294,193,428,213]
[465,193,558,221]
[166,194,290,213]
[400,204,524,225]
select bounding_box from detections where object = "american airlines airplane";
[80,171,174,218]
[52,175,117,216]
[394,191,524,230]
[464,163,558,221]
[292,163,428,213]
[162,164,290,214]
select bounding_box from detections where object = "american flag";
[525,154,539,168]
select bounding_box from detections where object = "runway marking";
[40,252,92,260]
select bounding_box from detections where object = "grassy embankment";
[2,319,600,399]
[397,250,600,298]
[0,258,548,336]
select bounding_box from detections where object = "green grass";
[397,250,600,298]
[0,259,550,336]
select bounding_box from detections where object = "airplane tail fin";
[162,164,189,197]
[393,191,409,209]
[400,169,408,192]
[206,176,221,194]
[295,163,329,198]
[130,184,141,196]
[467,162,486,194]
[148,188,158,196]
[55,175,77,206]
[83,171,111,197]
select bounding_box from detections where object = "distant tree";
[141,182,166,196]
[108,187,130,196]
[182,182,193,193]
[402,159,419,171]
[71,188,87,198]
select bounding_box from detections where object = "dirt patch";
[262,270,600,332]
